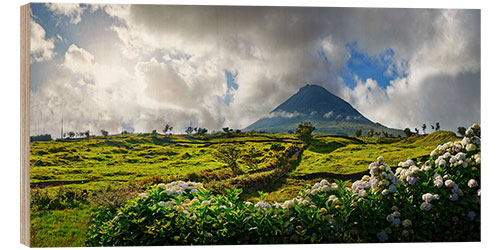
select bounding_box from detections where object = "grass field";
[29,131,458,247]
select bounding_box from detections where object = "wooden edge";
[20,3,30,247]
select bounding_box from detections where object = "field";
[30,131,461,246]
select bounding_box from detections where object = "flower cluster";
[303,179,339,196]
[352,156,398,197]
[395,159,420,185]
[420,192,439,211]
[386,211,401,226]
[254,201,272,211]
[156,181,203,196]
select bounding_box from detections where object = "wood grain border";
[20,3,30,247]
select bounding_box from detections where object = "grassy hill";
[29,130,458,247]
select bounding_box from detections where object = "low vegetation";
[29,124,477,246]
[86,124,480,245]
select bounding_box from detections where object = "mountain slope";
[245,84,404,136]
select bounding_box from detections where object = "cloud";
[62,44,95,76]
[30,5,480,137]
[323,111,334,119]
[30,20,55,63]
[46,3,85,24]
[265,111,303,119]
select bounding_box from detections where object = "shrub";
[31,188,88,211]
[213,145,243,175]
[295,122,315,144]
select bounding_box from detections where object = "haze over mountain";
[245,84,404,136]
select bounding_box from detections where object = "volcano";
[245,84,403,136]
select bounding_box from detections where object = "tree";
[367,128,374,137]
[68,131,75,138]
[196,128,208,135]
[163,124,172,135]
[431,125,435,131]
[84,130,90,139]
[100,130,109,137]
[415,128,419,135]
[295,122,315,144]
[435,122,440,131]
[382,131,389,137]
[457,127,466,137]
[185,126,194,135]
[151,130,158,135]
[404,128,412,138]
[121,130,128,135]
[213,145,243,175]
[422,124,427,134]
[222,127,230,134]
[355,129,362,137]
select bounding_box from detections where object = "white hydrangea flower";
[468,179,478,188]
[445,179,455,188]
[465,128,474,136]
[359,189,367,197]
[320,185,331,193]
[422,193,435,202]
[377,156,384,163]
[420,202,432,211]
[466,144,477,152]
[388,184,397,193]
[283,200,295,209]
[376,231,389,242]
[402,219,412,227]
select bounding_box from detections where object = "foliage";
[31,188,89,211]
[367,128,374,137]
[87,124,480,245]
[163,124,173,134]
[295,122,315,144]
[196,127,208,135]
[404,128,412,138]
[100,130,109,137]
[355,130,362,137]
[242,146,262,170]
[457,127,466,137]
[213,145,243,175]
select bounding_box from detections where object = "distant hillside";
[245,84,404,136]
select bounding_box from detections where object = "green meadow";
[29,131,458,247]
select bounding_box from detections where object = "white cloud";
[265,111,303,119]
[30,20,55,63]
[323,111,334,119]
[62,44,95,77]
[46,3,85,24]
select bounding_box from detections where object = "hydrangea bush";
[86,124,480,245]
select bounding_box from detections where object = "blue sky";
[29,4,480,136]
[341,43,408,89]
